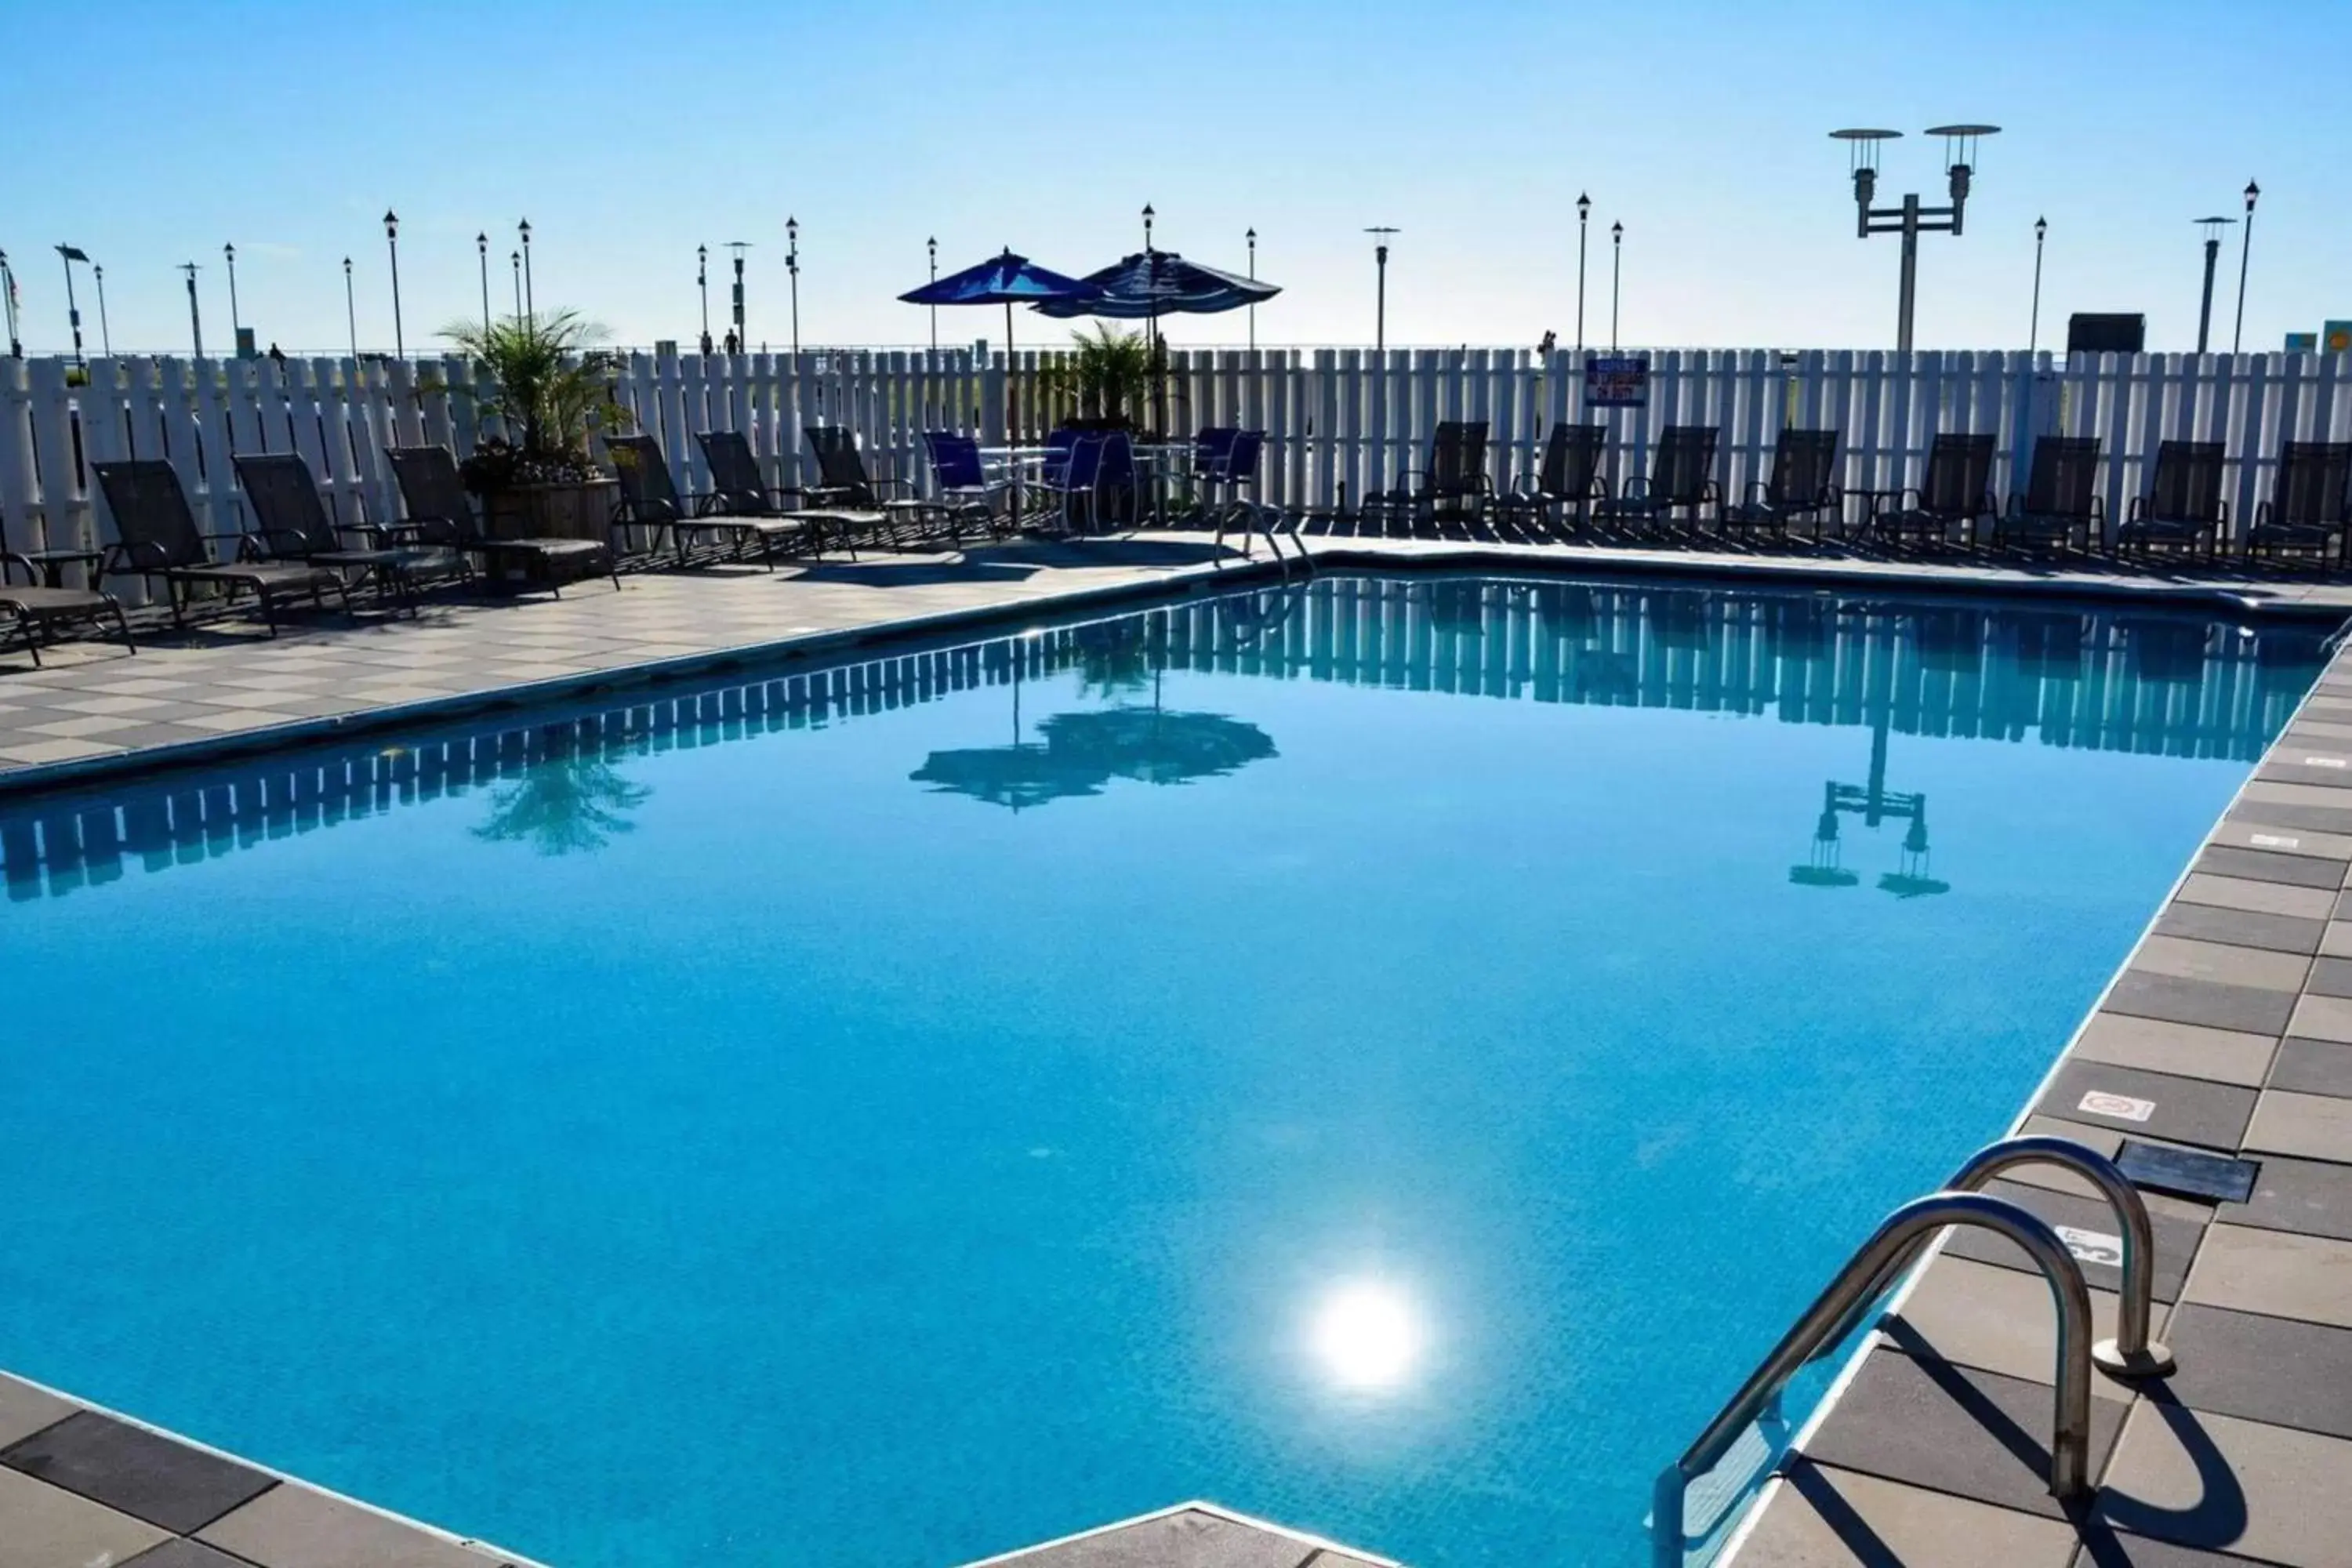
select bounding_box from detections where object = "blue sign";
[1584,354,1650,407]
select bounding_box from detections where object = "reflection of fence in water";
[0,578,2318,900]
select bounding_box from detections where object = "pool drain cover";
[2117,1140,2259,1204]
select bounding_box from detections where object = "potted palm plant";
[441,310,632,543]
[1039,324,1151,431]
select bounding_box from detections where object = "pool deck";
[6,533,2352,1566]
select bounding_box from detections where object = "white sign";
[2249,833,2301,849]
[2079,1090,2156,1123]
[2056,1224,2125,1268]
[2300,755,2349,769]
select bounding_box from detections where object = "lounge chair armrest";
[1588,475,1613,500]
[1744,478,1772,502]
[196,528,266,563]
[336,521,394,545]
[1702,480,1722,500]
[2127,495,2147,521]
[250,525,313,559]
[2089,495,2107,519]
[1620,475,1652,498]
[1,551,38,586]
[2256,499,2274,526]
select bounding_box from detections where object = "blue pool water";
[0,573,2328,1566]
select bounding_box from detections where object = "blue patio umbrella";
[1030,249,1279,320]
[900,250,1099,498]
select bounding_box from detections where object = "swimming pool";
[0,572,2328,1566]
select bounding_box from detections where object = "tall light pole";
[2029,216,2047,353]
[383,209,405,360]
[92,263,112,357]
[55,245,89,367]
[477,232,492,326]
[1831,124,1999,354]
[1575,192,1591,354]
[517,218,533,320]
[698,244,712,354]
[1610,222,1624,350]
[1365,227,1398,353]
[2234,179,2259,354]
[510,250,522,318]
[2193,215,2236,354]
[726,241,750,350]
[343,256,357,358]
[926,236,938,352]
[0,250,20,358]
[786,216,800,357]
[179,262,205,359]
[1246,227,1257,352]
[223,242,241,354]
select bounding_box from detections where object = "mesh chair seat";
[93,459,354,634]
[0,556,136,665]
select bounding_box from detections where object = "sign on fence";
[1584,354,1650,407]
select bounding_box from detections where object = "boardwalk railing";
[5,347,2351,599]
[2,574,2318,899]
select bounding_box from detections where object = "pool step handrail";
[1650,1189,2095,1568]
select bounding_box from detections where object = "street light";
[510,251,522,318]
[1575,192,1591,354]
[383,209,404,360]
[2192,215,2237,354]
[2029,216,2047,353]
[1830,123,2000,354]
[517,218,533,319]
[1365,227,1398,353]
[786,216,800,358]
[926,236,938,352]
[698,244,712,354]
[477,232,491,326]
[343,256,357,359]
[725,241,750,352]
[223,242,241,354]
[179,262,205,358]
[1247,227,1257,352]
[1610,221,1623,350]
[54,244,89,366]
[0,250,20,358]
[2234,179,2259,354]
[93,263,114,358]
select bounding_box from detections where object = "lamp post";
[93,263,113,358]
[698,244,712,354]
[510,251,522,318]
[223,242,241,354]
[54,245,89,366]
[1365,227,1398,353]
[2234,179,2259,354]
[383,209,404,360]
[179,262,205,359]
[2193,215,2237,354]
[0,250,20,358]
[786,216,800,358]
[1830,124,2000,354]
[726,241,750,351]
[925,236,937,352]
[517,218,533,320]
[343,256,357,358]
[477,233,491,326]
[1247,227,1257,352]
[1610,222,1623,350]
[1575,192,1591,354]
[2029,216,2047,353]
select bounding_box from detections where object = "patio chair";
[1033,431,1109,534]
[2245,441,2352,566]
[1593,425,1721,538]
[803,425,935,543]
[604,433,818,569]
[1718,428,1842,543]
[697,430,879,556]
[1991,436,2103,554]
[1207,430,1295,559]
[1396,420,1493,532]
[91,459,351,634]
[1495,422,1609,537]
[2118,440,2227,562]
[1,552,135,664]
[234,452,470,613]
[922,430,1007,540]
[383,445,619,595]
[1868,433,1997,550]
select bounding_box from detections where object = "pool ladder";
[1650,1135,2178,1568]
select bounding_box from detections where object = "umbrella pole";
[1004,298,1021,529]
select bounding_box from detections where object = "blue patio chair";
[923,430,1008,540]
[1034,431,1108,535]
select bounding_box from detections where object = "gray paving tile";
[2036,1061,2259,1152]
[2128,938,2310,995]
[0,1465,171,1568]
[2307,957,2352,999]
[2290,993,2352,1043]
[1884,1257,2146,1400]
[1737,1461,2080,1568]
[2205,820,2352,861]
[2161,1302,2352,1440]
[1940,1177,2205,1303]
[2152,901,2325,956]
[0,1410,277,1534]
[2270,1038,2352,1098]
[2227,799,2352,838]
[2258,758,2352,793]
[2093,1401,2352,1566]
[2236,1154,2352,1243]
[1797,1347,2125,1520]
[0,1374,74,1450]
[2067,1536,2278,1568]
[2325,922,2352,959]
[2245,1091,2352,1162]
[2183,1222,2352,1330]
[2102,974,2297,1037]
[2176,873,2338,921]
[2194,845,2348,890]
[125,1537,263,1567]
[2071,1017,2276,1090]
[199,1482,520,1568]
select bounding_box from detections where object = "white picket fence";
[5,347,2352,600]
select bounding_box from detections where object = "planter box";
[485,479,619,543]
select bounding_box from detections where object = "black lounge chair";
[2118,440,2227,563]
[804,425,938,543]
[2,552,135,664]
[384,445,619,595]
[696,430,878,555]
[1496,422,1609,535]
[2246,441,2352,566]
[1991,436,2103,554]
[1719,427,1841,543]
[234,452,470,612]
[605,433,818,569]
[1869,433,1997,550]
[1370,421,1491,532]
[92,459,350,634]
[1594,424,1720,538]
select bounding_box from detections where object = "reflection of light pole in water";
[1790,706,1951,896]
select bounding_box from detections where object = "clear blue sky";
[4,0,2343,357]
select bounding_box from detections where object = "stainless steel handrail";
[1651,1190,2094,1568]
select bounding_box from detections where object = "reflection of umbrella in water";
[1034,706,1276,785]
[908,745,1111,811]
